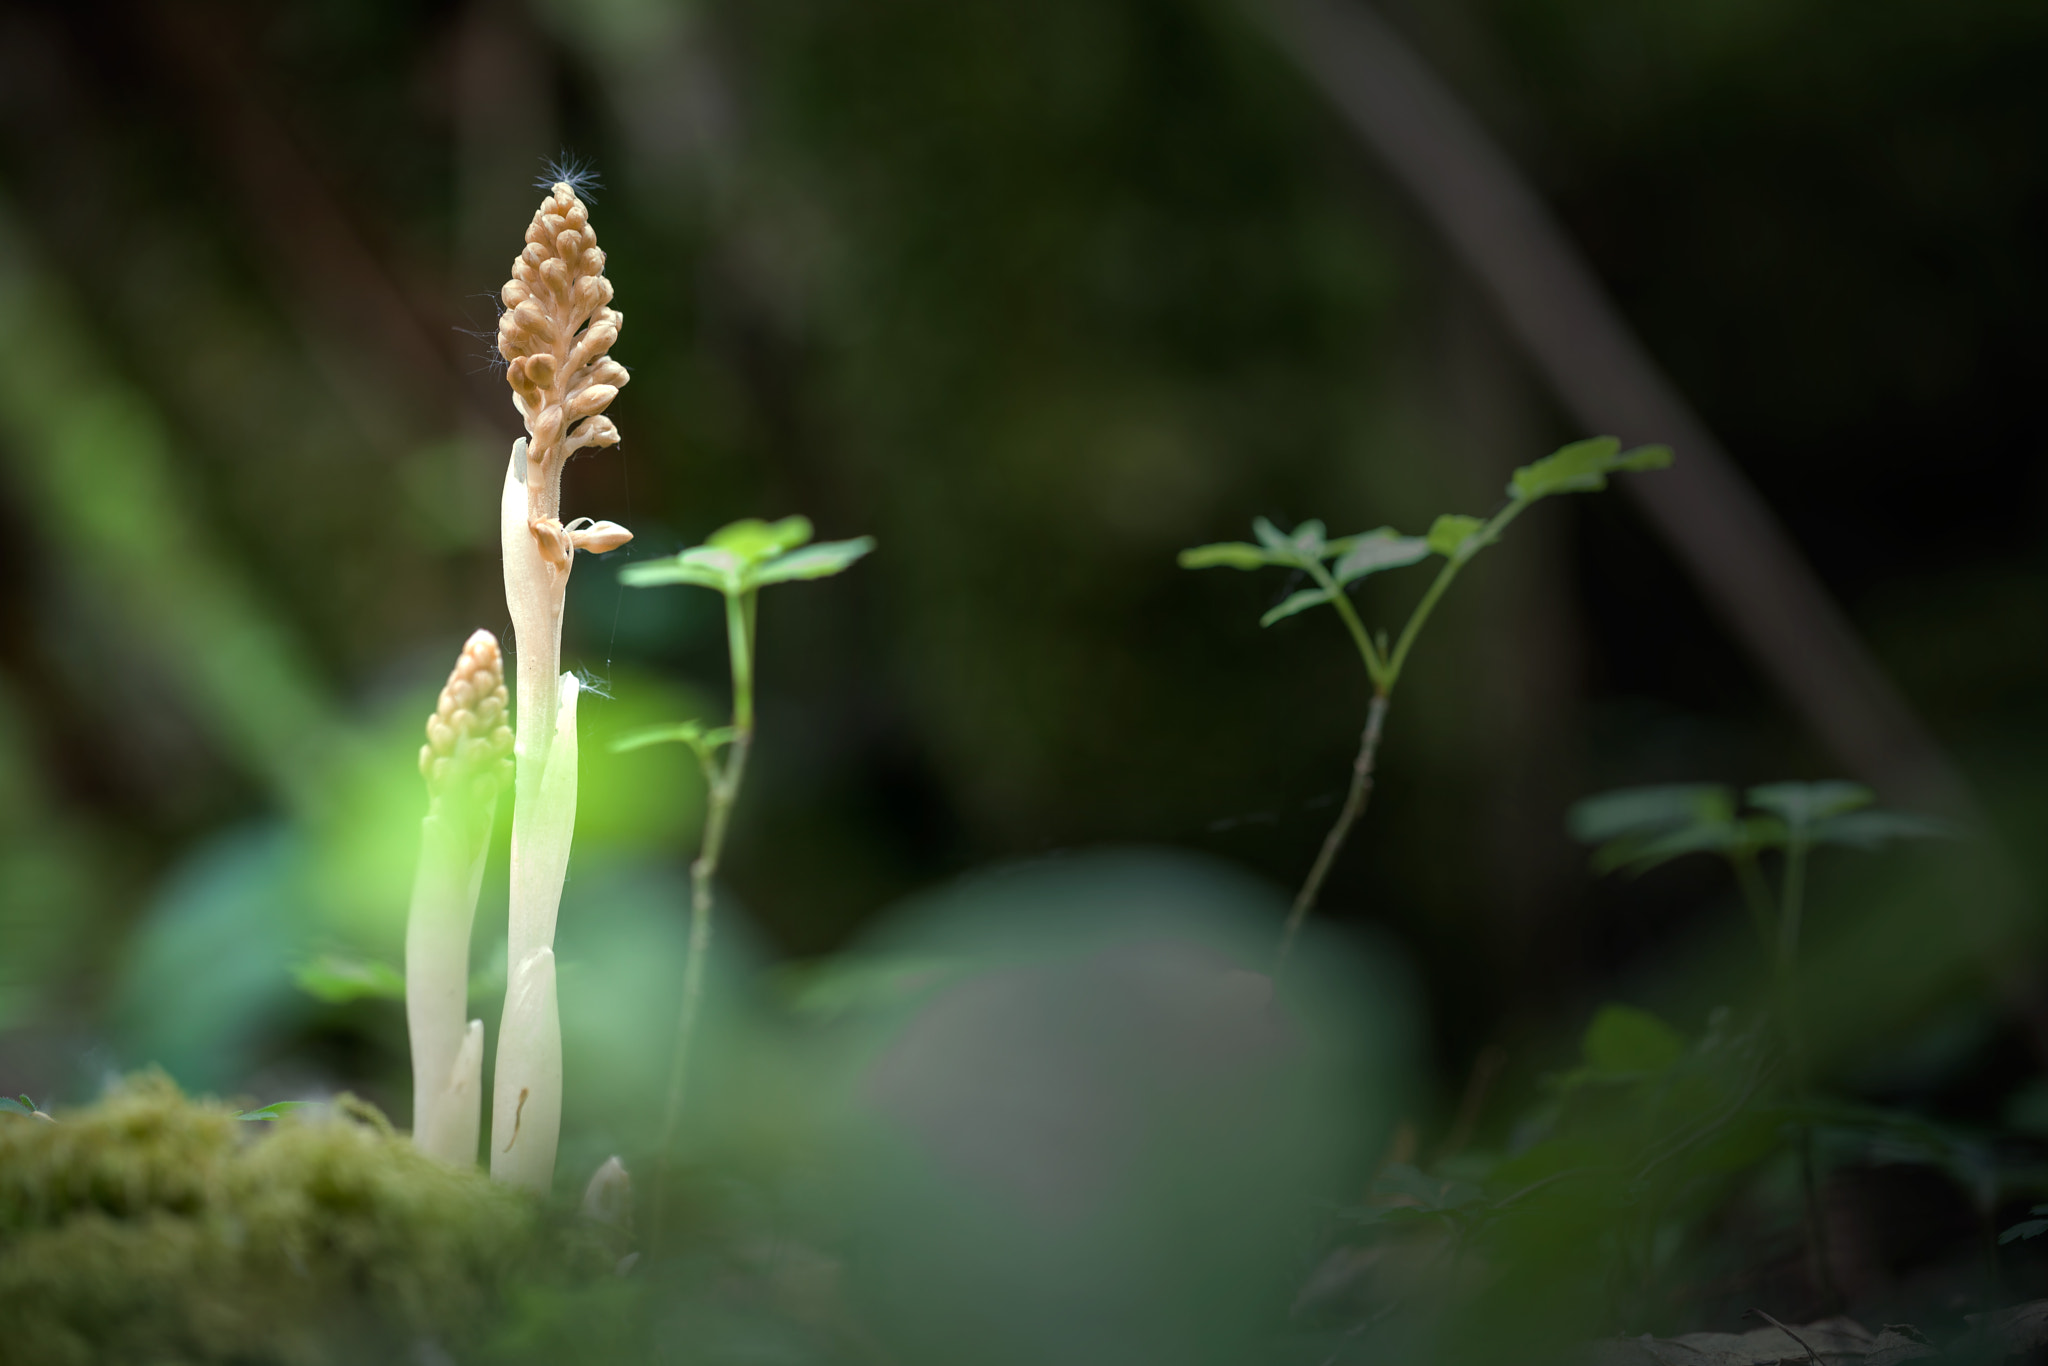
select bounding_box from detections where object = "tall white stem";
[509,674,581,964]
[494,441,582,1192]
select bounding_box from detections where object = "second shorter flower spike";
[419,629,514,799]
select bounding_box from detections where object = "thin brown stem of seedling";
[1279,691,1388,975]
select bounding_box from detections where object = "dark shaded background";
[2,0,2046,1126]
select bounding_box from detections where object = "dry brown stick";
[1245,0,1970,815]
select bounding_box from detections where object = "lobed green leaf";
[610,720,736,756]
[1593,820,1753,876]
[1746,780,1873,827]
[1177,542,1271,571]
[709,515,814,563]
[292,955,405,1004]
[1807,808,1957,849]
[1260,587,1334,627]
[1426,514,1484,559]
[236,1100,312,1122]
[619,548,740,592]
[1509,437,1674,502]
[612,721,705,752]
[750,536,877,586]
[1568,783,1734,844]
[1332,529,1431,583]
[1581,1003,1686,1078]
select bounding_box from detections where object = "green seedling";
[1184,436,1671,967]
[617,514,874,1222]
[1570,777,1954,1306]
[1569,779,1952,981]
[235,1101,312,1122]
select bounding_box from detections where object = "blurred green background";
[1,0,2046,1171]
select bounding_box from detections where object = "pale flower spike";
[491,179,630,1192]
[406,630,512,1163]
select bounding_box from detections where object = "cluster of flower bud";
[419,629,515,798]
[497,183,628,504]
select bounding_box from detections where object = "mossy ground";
[0,1073,607,1366]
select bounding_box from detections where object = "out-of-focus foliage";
[807,849,1416,1366]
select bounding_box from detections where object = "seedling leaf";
[1261,587,1334,627]
[1508,438,1673,502]
[709,515,813,563]
[1290,520,1328,559]
[2002,1219,2048,1245]
[1809,808,1957,849]
[1568,784,1734,844]
[611,721,737,766]
[1426,514,1484,559]
[1252,517,1291,553]
[750,536,876,586]
[1178,542,1271,571]
[236,1101,311,1122]
[1582,1003,1686,1078]
[613,720,708,750]
[1332,529,1431,583]
[620,548,739,592]
[1747,780,1873,827]
[0,1095,34,1117]
[292,955,405,1004]
[1593,821,1750,876]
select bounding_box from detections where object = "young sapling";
[1568,777,1953,1302]
[1182,436,1671,969]
[616,515,874,1219]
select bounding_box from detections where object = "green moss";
[0,1072,552,1365]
